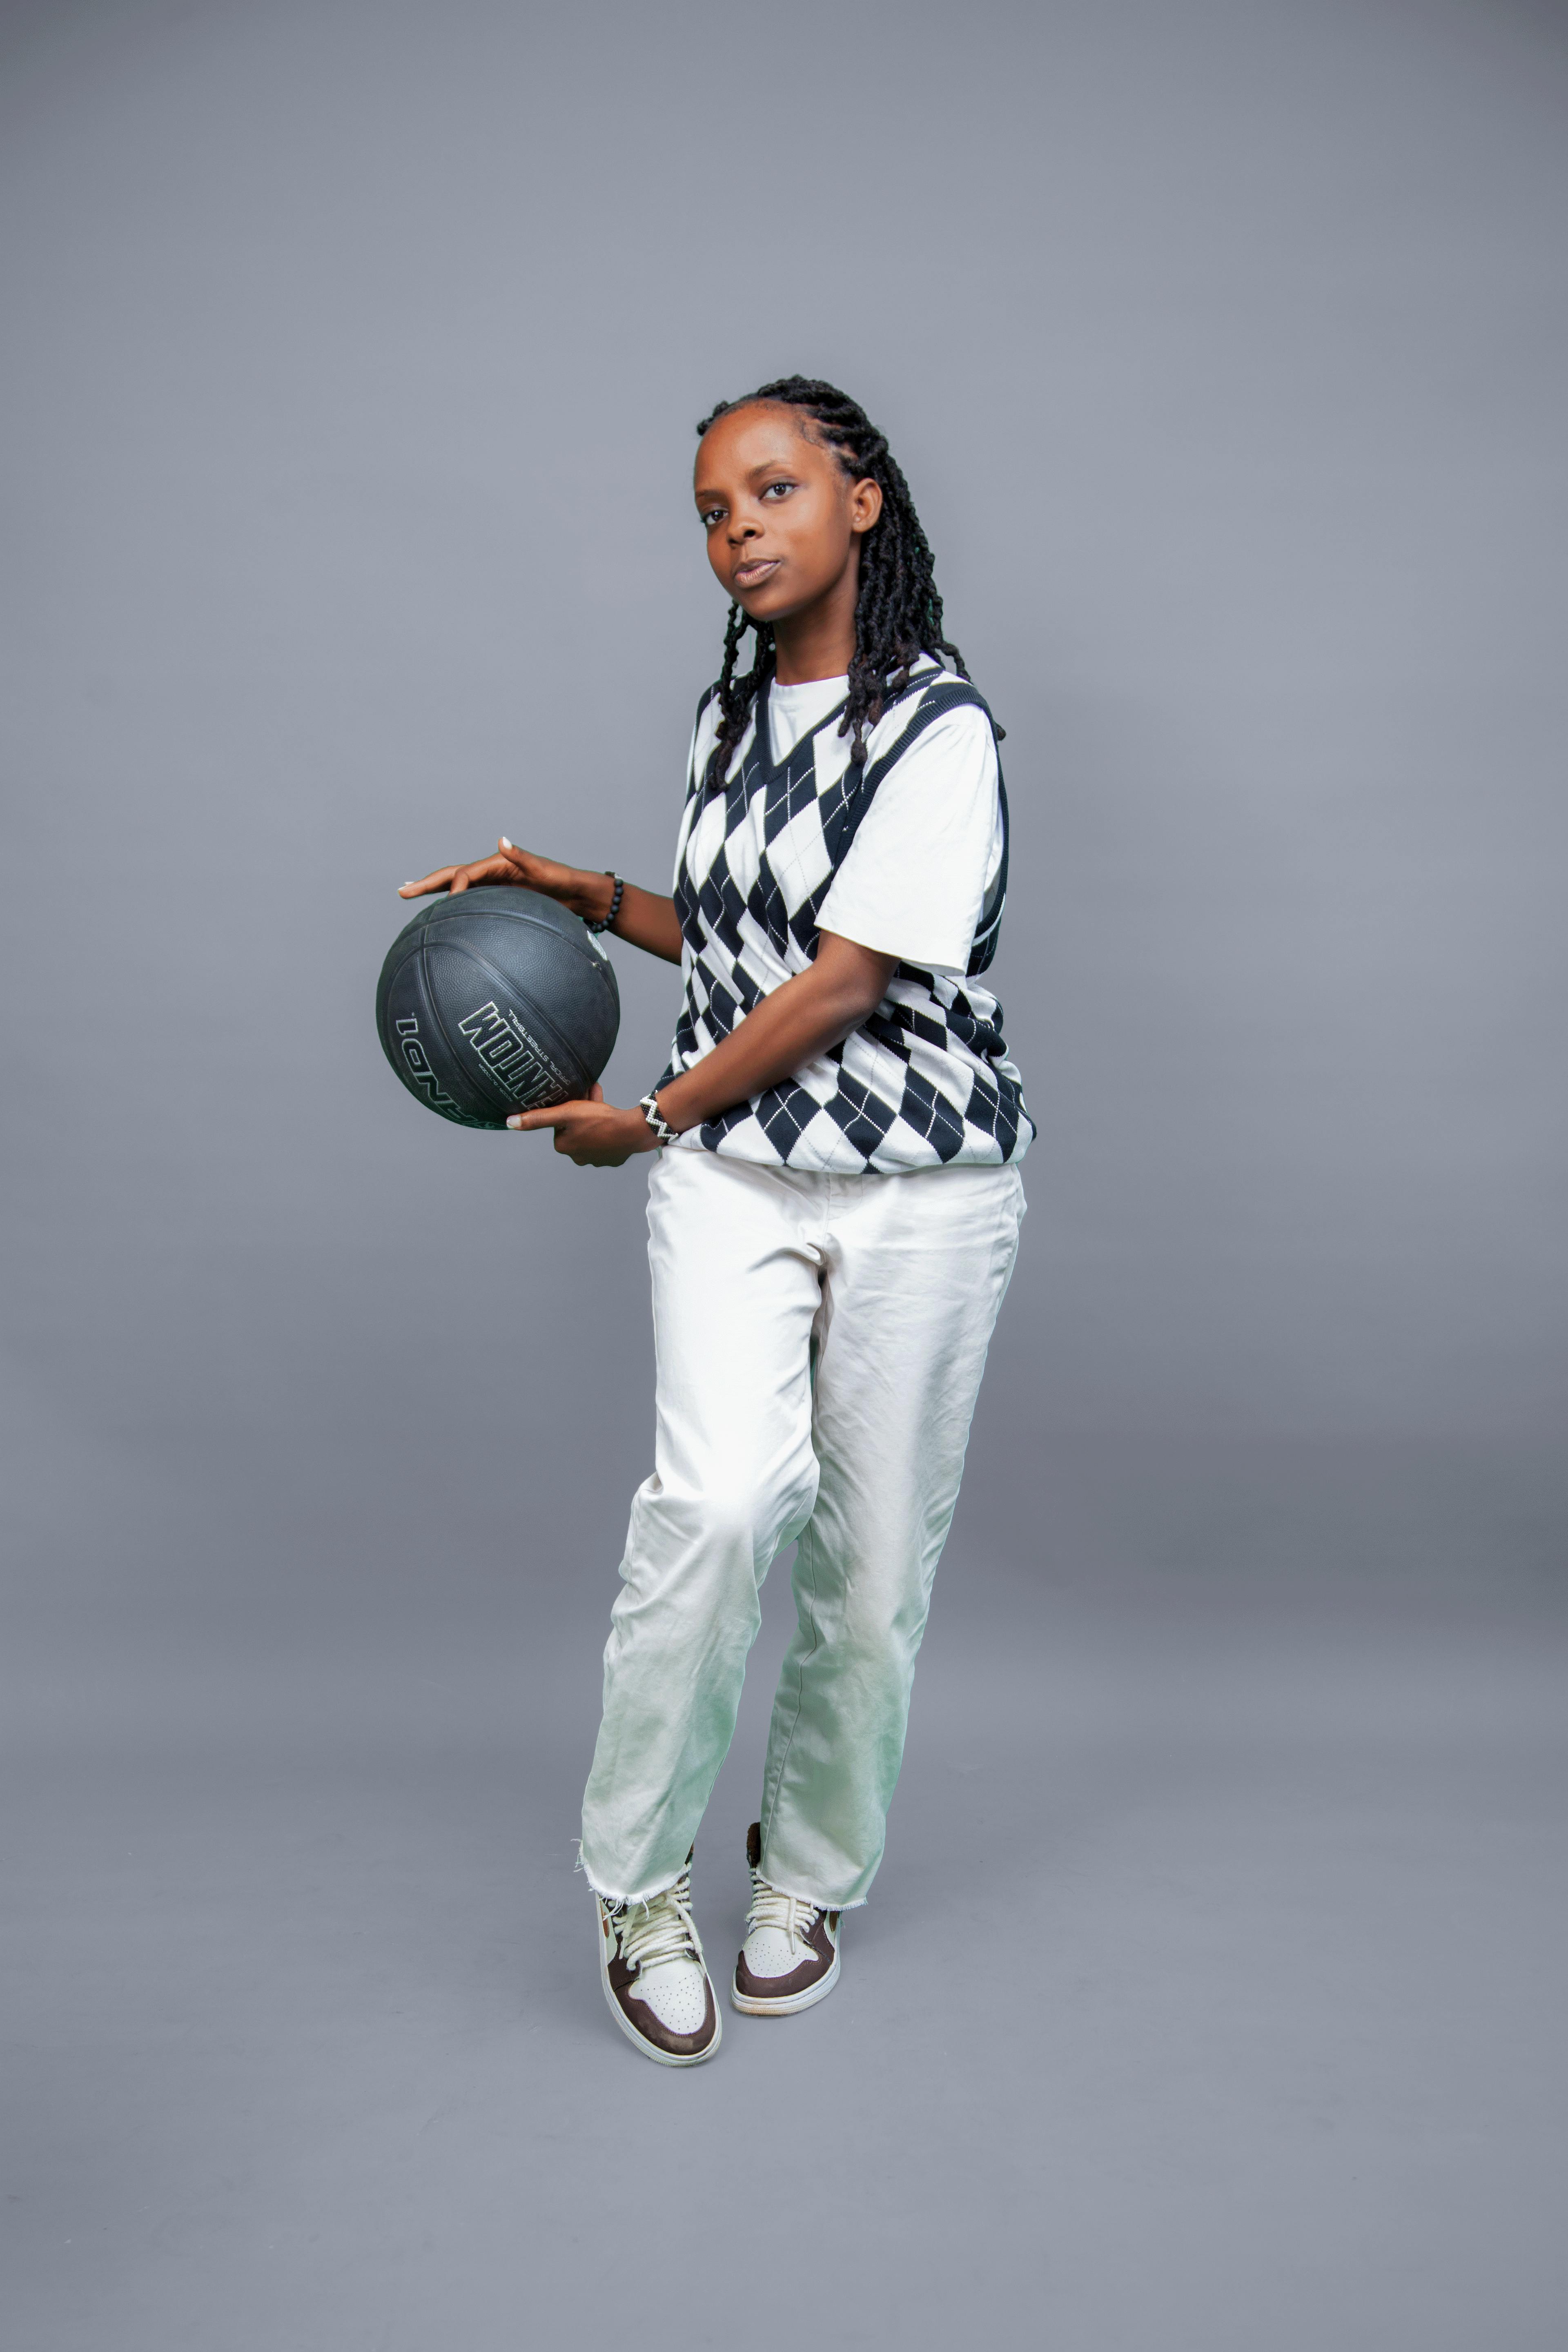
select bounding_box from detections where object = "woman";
[400,377,1032,2066]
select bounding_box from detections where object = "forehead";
[693,402,831,485]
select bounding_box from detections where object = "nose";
[727,510,761,546]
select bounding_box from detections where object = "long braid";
[698,376,982,773]
[708,599,775,786]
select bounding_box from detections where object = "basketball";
[376,886,621,1129]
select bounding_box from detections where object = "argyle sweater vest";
[657,665,1034,1174]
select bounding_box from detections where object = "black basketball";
[376,886,620,1129]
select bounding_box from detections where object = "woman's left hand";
[506,1085,658,1166]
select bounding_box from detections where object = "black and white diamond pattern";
[657,662,1034,1175]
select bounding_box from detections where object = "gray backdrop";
[2,0,1565,2345]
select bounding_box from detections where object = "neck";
[771,554,859,684]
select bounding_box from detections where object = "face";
[693,403,882,626]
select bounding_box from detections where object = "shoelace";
[746,1875,821,1956]
[614,1867,705,1976]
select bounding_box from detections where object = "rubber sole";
[598,1927,721,2067]
[730,1948,842,2016]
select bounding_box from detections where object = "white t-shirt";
[766,675,1005,976]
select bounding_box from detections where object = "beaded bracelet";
[586,872,624,935]
[638,1091,679,1148]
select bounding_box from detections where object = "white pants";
[579,1147,1026,1911]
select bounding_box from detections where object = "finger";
[398,867,458,897]
[506,1105,566,1131]
[588,1082,605,1102]
[454,856,524,894]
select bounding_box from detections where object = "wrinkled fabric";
[579,1147,1025,1910]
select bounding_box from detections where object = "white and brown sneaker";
[596,1850,720,2067]
[731,1821,842,2016]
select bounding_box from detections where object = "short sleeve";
[815,704,1002,973]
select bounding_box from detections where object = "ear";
[848,477,883,535]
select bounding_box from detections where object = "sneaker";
[595,1850,720,2067]
[731,1821,842,2016]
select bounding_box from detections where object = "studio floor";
[4,1441,1564,2351]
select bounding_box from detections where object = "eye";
[761,479,795,501]
[698,504,725,528]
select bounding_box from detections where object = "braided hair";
[697,376,978,779]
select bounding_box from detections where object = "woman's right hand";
[398,840,613,925]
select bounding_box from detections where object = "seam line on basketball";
[421,933,604,1102]
[424,895,615,973]
[415,930,489,1124]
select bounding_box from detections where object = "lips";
[732,557,781,590]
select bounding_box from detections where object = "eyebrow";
[693,455,806,502]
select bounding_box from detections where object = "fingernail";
[506,1115,521,1129]
[500,836,513,849]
